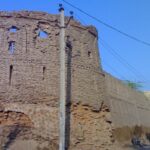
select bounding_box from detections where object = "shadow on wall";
[0,110,33,150]
[65,36,72,150]
[3,125,22,150]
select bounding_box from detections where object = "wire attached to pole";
[62,0,150,47]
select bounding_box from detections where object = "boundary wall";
[105,73,150,140]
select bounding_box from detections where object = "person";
[131,136,143,147]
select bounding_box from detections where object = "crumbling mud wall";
[0,102,139,150]
[0,102,117,150]
[0,11,104,110]
[105,73,150,141]
[1,10,150,149]
[0,11,106,150]
[0,102,59,150]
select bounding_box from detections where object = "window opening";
[43,66,46,80]
[88,51,92,58]
[9,41,15,54]
[38,30,48,38]
[9,26,18,32]
[9,65,13,85]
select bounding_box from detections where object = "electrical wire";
[62,0,150,47]
[62,4,87,26]
[62,0,150,88]
[99,38,148,82]
[102,61,127,80]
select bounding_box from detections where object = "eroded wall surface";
[0,11,106,149]
[1,11,150,149]
[0,103,115,150]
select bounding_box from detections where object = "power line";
[62,0,150,47]
[62,0,150,88]
[100,38,148,82]
[63,4,87,25]
[103,61,127,80]
[63,7,132,81]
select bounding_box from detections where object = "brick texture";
[0,11,105,110]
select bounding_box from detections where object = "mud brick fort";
[0,11,150,150]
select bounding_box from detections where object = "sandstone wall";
[105,73,150,129]
[0,11,104,110]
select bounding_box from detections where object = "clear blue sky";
[0,0,149,90]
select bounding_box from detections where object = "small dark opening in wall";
[38,30,48,38]
[43,66,46,80]
[9,65,13,85]
[88,51,92,58]
[9,26,18,32]
[8,41,15,54]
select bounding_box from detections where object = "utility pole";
[59,4,66,150]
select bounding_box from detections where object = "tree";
[123,80,143,91]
